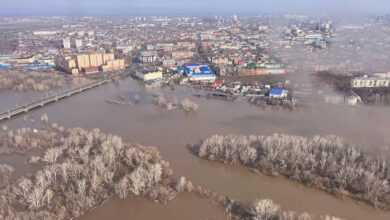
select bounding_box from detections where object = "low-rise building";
[185,64,216,82]
[171,51,194,58]
[136,71,163,82]
[324,91,361,105]
[212,57,229,65]
[189,73,216,82]
[238,66,266,75]
[163,59,176,68]
[269,89,289,98]
[83,66,99,75]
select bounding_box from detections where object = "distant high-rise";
[233,14,238,21]
[75,39,83,48]
[63,38,71,49]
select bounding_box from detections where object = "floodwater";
[1,77,390,220]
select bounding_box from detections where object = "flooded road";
[1,77,390,219]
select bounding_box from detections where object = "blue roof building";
[185,63,214,76]
[269,89,288,98]
[0,63,12,68]
[23,64,53,69]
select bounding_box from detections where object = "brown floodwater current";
[1,77,390,220]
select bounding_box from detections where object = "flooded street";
[1,77,390,220]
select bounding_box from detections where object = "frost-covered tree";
[195,134,390,209]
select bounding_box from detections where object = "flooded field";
[1,77,390,219]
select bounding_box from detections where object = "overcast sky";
[2,0,390,16]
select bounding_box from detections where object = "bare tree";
[0,164,15,188]
[40,114,49,123]
[195,134,390,209]
[42,148,62,164]
[115,177,129,199]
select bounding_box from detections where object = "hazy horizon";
[2,0,390,17]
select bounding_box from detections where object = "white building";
[63,38,71,49]
[352,75,390,88]
[324,91,361,106]
[189,73,216,82]
[34,31,58,36]
[75,39,83,48]
[117,44,134,54]
[139,51,157,63]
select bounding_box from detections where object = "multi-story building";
[76,53,115,70]
[102,59,125,72]
[139,51,157,63]
[77,54,91,70]
[352,76,390,88]
[55,56,79,75]
[63,38,71,49]
[103,53,115,63]
[57,53,122,74]
[75,39,83,48]
[89,53,104,67]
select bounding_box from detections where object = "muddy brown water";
[1,77,390,219]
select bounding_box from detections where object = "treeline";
[192,134,390,210]
[0,69,63,91]
[0,164,14,188]
[154,94,199,112]
[191,184,343,220]
[223,198,343,220]
[0,127,58,154]
[0,127,183,219]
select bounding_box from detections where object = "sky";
[2,0,390,16]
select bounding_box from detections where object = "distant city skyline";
[2,0,390,16]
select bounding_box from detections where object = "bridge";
[0,78,111,121]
